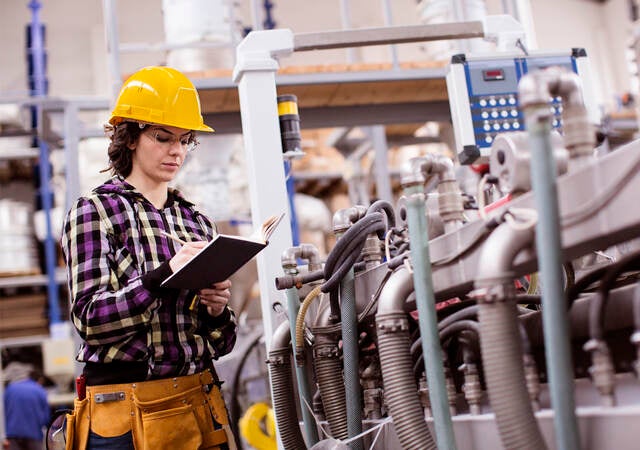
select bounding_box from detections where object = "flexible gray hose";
[314,333,349,441]
[267,321,307,450]
[377,311,437,450]
[376,266,436,449]
[478,299,547,450]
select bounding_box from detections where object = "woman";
[61,66,237,449]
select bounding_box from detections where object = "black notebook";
[161,212,286,290]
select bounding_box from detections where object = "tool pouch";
[204,384,237,449]
[133,385,204,450]
[64,398,90,450]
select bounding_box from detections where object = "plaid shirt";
[61,177,237,378]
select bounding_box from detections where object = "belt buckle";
[94,391,126,403]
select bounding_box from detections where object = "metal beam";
[294,21,485,52]
[203,100,452,134]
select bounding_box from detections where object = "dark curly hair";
[101,121,145,178]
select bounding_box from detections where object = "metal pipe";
[339,0,356,63]
[280,243,323,446]
[519,70,582,450]
[403,176,458,449]
[402,154,464,233]
[294,21,485,52]
[281,243,323,272]
[284,286,319,446]
[28,0,61,327]
[101,0,123,102]
[380,0,399,69]
[519,67,595,166]
[284,160,301,246]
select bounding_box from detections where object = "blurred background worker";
[3,360,50,450]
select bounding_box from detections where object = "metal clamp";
[94,391,126,403]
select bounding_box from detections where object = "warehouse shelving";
[0,267,66,290]
[0,96,110,326]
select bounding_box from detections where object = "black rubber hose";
[321,218,385,292]
[367,200,396,239]
[437,301,537,335]
[323,246,363,293]
[413,320,481,379]
[328,288,340,323]
[439,319,481,345]
[567,264,611,306]
[589,250,640,340]
[324,213,383,277]
[326,216,384,274]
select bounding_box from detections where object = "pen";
[160,230,187,245]
[160,231,200,311]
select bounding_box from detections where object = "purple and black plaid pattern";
[61,177,237,378]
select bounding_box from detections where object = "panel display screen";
[482,68,505,81]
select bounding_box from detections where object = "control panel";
[446,49,599,165]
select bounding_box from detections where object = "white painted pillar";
[232,30,295,351]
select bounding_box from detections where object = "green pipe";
[404,184,458,450]
[285,286,320,446]
[340,266,364,450]
[525,109,581,450]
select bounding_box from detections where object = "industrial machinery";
[267,67,640,450]
[446,49,600,165]
[232,18,640,450]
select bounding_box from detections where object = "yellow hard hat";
[109,66,214,132]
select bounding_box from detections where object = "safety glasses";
[144,127,199,153]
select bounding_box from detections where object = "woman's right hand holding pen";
[169,240,207,273]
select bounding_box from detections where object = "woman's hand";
[198,279,232,317]
[168,241,207,273]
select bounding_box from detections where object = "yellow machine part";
[238,402,277,450]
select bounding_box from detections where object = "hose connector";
[361,233,382,269]
[418,376,431,418]
[583,338,616,407]
[459,362,482,415]
[332,206,367,234]
[523,353,541,412]
[444,362,458,416]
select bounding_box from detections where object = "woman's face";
[129,125,193,185]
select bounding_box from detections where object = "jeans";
[85,431,229,450]
[86,431,134,450]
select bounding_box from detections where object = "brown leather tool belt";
[64,369,236,450]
